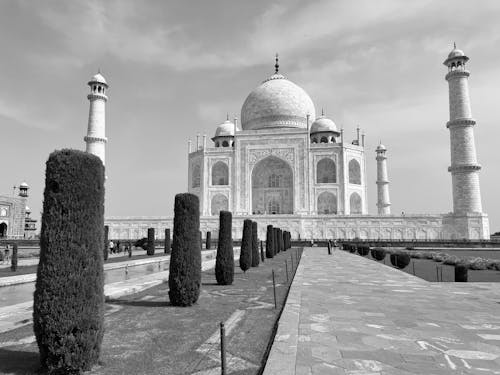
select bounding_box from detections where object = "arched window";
[192,164,201,188]
[350,192,362,214]
[211,194,228,216]
[212,161,229,185]
[317,158,336,183]
[320,136,328,143]
[98,86,102,93]
[348,159,361,185]
[317,191,337,214]
[222,140,229,147]
[215,141,220,147]
[268,200,280,214]
[0,208,6,217]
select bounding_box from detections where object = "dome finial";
[226,113,229,121]
[321,108,324,116]
[275,53,279,74]
[453,41,456,49]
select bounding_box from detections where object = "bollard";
[158,261,161,270]
[125,265,129,275]
[412,261,416,276]
[440,266,443,282]
[436,265,439,282]
[455,264,468,282]
[272,269,277,309]
[220,322,227,375]
[285,260,289,283]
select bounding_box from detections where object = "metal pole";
[285,260,289,283]
[440,267,443,282]
[436,265,439,282]
[220,322,226,375]
[412,261,415,276]
[272,269,277,309]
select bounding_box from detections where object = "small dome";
[25,206,31,213]
[376,143,387,151]
[19,181,29,188]
[241,74,315,131]
[89,72,108,85]
[310,116,338,134]
[214,120,235,138]
[448,48,465,59]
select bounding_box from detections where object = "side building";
[0,182,37,239]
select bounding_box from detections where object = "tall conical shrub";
[11,243,18,271]
[164,228,171,254]
[168,193,201,306]
[103,225,109,261]
[34,149,105,373]
[266,225,274,258]
[147,228,155,256]
[239,219,252,272]
[215,211,234,285]
[206,231,211,250]
[251,221,259,267]
[274,228,279,254]
[260,240,265,262]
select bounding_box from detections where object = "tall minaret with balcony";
[444,45,483,215]
[376,143,391,215]
[84,72,108,166]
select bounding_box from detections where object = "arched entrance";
[251,156,293,214]
[0,222,7,238]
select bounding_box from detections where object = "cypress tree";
[251,221,259,267]
[274,228,280,254]
[206,231,211,250]
[168,193,201,306]
[215,211,234,285]
[266,225,274,258]
[164,228,171,254]
[34,149,105,373]
[128,240,132,258]
[239,219,252,272]
[147,228,155,256]
[103,225,109,261]
[11,243,18,271]
[260,240,265,262]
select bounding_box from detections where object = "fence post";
[272,269,277,309]
[220,322,226,375]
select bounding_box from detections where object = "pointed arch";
[212,161,229,185]
[211,194,228,216]
[317,158,336,183]
[349,192,362,214]
[317,191,337,214]
[348,159,361,185]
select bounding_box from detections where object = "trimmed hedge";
[168,193,201,306]
[215,211,234,285]
[357,245,369,256]
[251,221,259,267]
[147,228,155,256]
[34,149,105,373]
[240,219,252,272]
[390,253,411,269]
[266,225,274,258]
[455,264,468,282]
[260,240,265,262]
[206,231,211,250]
[164,228,171,254]
[11,243,18,271]
[104,225,109,261]
[370,248,386,261]
[273,228,279,254]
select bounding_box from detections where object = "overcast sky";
[1,0,499,232]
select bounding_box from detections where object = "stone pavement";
[264,248,500,375]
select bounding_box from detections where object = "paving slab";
[264,248,500,375]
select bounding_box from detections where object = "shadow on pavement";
[0,348,39,374]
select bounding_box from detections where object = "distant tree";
[239,219,252,272]
[34,149,105,373]
[168,193,201,306]
[134,237,148,250]
[147,228,155,256]
[215,211,234,285]
[11,243,17,271]
[206,231,211,250]
[104,225,109,261]
[164,228,171,254]
[251,221,259,267]
[266,225,274,258]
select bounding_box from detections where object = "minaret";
[84,72,108,165]
[444,44,483,214]
[376,143,391,215]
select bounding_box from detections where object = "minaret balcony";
[448,164,481,173]
[446,118,476,128]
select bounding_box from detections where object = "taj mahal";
[102,46,490,241]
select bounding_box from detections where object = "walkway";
[264,248,500,375]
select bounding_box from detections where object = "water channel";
[0,259,170,307]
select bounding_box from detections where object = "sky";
[0,0,499,233]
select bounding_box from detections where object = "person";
[109,240,115,254]
[4,244,10,263]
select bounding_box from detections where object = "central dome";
[241,74,316,131]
